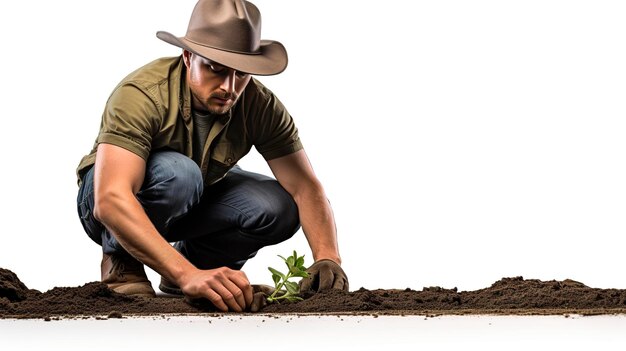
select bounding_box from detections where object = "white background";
[0,0,625,296]
[3,315,626,350]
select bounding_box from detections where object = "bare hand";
[179,267,253,312]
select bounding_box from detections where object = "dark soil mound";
[2,268,626,319]
[0,268,207,319]
[0,268,40,302]
[263,277,626,315]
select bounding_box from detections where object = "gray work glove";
[299,259,349,293]
[250,284,289,312]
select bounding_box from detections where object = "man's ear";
[182,50,192,68]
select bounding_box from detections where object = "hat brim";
[156,31,287,76]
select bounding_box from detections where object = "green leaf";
[268,267,285,280]
[284,281,299,295]
[289,265,300,274]
[286,255,295,267]
[278,255,287,263]
[296,256,305,268]
[272,273,281,286]
[291,270,309,278]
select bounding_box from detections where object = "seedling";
[266,250,309,303]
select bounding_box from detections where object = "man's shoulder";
[237,77,289,122]
[118,56,184,90]
[105,56,186,116]
[108,56,185,110]
[244,77,275,100]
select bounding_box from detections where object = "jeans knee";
[144,151,202,197]
[138,151,203,230]
[242,182,300,244]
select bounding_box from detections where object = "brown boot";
[159,276,183,296]
[101,253,156,297]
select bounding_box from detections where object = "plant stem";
[269,272,293,301]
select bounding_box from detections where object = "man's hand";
[299,259,349,292]
[249,284,283,312]
[179,267,253,312]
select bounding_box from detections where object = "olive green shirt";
[76,56,302,185]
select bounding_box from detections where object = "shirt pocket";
[205,142,236,185]
[204,141,253,185]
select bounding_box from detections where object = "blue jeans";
[77,150,300,270]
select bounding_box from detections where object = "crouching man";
[76,0,348,312]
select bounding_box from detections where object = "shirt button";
[227,158,233,163]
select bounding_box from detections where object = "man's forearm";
[266,150,342,265]
[294,186,342,265]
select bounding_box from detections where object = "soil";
[2,267,626,319]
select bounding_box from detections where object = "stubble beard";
[206,91,239,115]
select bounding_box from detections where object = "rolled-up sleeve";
[97,84,160,161]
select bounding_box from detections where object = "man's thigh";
[166,166,300,242]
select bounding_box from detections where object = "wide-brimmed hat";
[157,0,287,76]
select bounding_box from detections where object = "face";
[183,50,252,115]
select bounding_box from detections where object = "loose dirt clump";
[2,268,626,319]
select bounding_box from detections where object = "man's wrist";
[171,262,198,288]
[313,254,342,266]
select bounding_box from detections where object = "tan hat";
[157,0,287,76]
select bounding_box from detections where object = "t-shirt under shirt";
[192,109,215,167]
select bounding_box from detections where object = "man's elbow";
[292,180,327,205]
[92,189,125,224]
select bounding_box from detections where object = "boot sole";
[109,282,156,298]
[159,279,183,296]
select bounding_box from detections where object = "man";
[76,0,348,312]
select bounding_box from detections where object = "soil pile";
[0,268,200,319]
[0,268,38,302]
[2,268,626,319]
[264,277,626,315]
